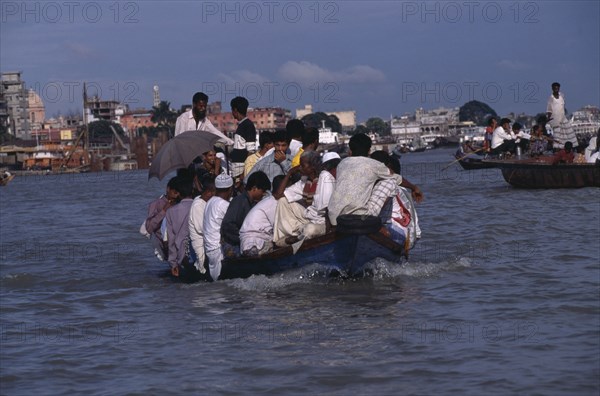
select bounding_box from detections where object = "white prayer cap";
[215,174,233,188]
[216,152,226,161]
[322,152,341,163]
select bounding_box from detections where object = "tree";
[365,117,390,136]
[459,100,498,126]
[88,120,126,139]
[348,125,368,136]
[301,112,342,133]
[151,101,178,128]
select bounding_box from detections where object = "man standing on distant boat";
[174,92,233,145]
[546,82,577,149]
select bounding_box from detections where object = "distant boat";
[318,120,339,145]
[0,172,15,186]
[454,152,497,170]
[484,158,599,188]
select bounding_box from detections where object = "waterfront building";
[28,89,45,131]
[209,105,291,135]
[296,104,357,132]
[85,96,128,124]
[571,105,600,136]
[120,109,157,138]
[1,71,30,139]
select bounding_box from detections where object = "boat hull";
[173,230,405,281]
[457,156,497,170]
[484,159,600,188]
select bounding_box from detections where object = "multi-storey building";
[1,71,30,139]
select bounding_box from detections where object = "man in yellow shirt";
[291,127,319,167]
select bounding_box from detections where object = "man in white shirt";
[203,174,234,281]
[174,92,233,145]
[239,175,285,256]
[491,118,516,154]
[546,82,577,149]
[188,175,216,273]
[272,151,339,246]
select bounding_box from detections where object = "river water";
[1,148,598,395]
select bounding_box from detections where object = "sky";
[1,0,599,122]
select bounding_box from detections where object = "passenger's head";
[192,92,208,119]
[299,150,322,179]
[272,129,289,154]
[349,133,372,157]
[321,151,341,177]
[564,141,573,152]
[214,173,234,200]
[302,127,320,149]
[487,117,497,127]
[230,96,249,117]
[512,122,522,132]
[166,176,180,201]
[202,149,216,166]
[245,171,271,202]
[172,175,193,198]
[500,118,511,129]
[286,119,305,141]
[271,175,286,194]
[551,82,560,92]
[199,174,216,201]
[258,132,274,150]
[370,150,391,167]
[388,156,401,175]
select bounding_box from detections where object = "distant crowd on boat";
[141,94,423,281]
[458,82,600,165]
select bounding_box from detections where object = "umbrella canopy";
[148,130,221,180]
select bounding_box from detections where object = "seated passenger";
[370,151,421,249]
[188,174,216,274]
[585,129,599,163]
[240,175,286,256]
[244,129,292,183]
[243,132,274,179]
[327,133,423,227]
[203,174,234,281]
[144,176,180,261]
[273,151,341,246]
[491,118,516,156]
[529,125,547,157]
[291,127,319,167]
[511,122,531,152]
[221,171,271,258]
[552,141,575,164]
[165,177,195,277]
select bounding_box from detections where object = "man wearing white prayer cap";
[203,173,233,280]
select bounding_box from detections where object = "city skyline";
[2,1,599,121]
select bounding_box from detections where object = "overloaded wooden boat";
[484,157,600,188]
[178,215,408,282]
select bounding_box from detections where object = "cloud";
[497,59,531,71]
[278,61,386,84]
[216,70,270,85]
[64,42,97,59]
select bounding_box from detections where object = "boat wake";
[226,256,474,291]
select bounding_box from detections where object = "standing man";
[546,82,577,149]
[230,96,257,182]
[174,92,233,145]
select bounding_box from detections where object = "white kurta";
[174,110,233,145]
[203,196,230,280]
[491,126,514,149]
[188,196,207,271]
[239,195,278,253]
